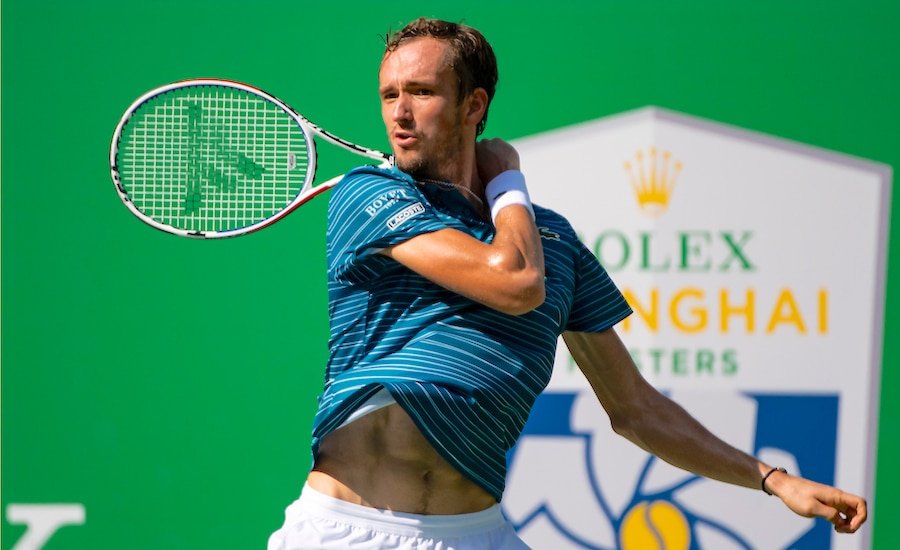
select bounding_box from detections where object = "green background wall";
[3,1,897,548]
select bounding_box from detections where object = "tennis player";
[269,17,867,549]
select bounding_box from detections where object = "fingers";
[814,490,868,534]
[476,139,520,183]
[830,493,868,534]
[780,477,868,534]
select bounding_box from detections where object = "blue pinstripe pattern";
[311,165,631,500]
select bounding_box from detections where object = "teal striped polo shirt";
[311,165,631,501]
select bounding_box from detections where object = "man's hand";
[476,138,520,184]
[765,470,868,533]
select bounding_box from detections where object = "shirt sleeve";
[327,167,448,285]
[565,239,632,333]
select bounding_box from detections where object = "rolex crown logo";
[624,147,683,217]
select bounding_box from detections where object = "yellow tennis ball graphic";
[619,500,691,550]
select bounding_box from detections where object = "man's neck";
[445,152,488,217]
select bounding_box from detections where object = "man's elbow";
[499,268,545,315]
[606,398,658,452]
[609,412,635,440]
[485,249,545,314]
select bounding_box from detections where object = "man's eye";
[415,89,433,96]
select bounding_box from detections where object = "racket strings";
[117,85,311,233]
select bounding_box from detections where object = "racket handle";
[311,160,394,198]
[318,173,346,192]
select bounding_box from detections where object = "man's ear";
[464,88,489,128]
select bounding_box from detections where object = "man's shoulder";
[330,164,418,206]
[532,204,578,241]
[342,164,414,186]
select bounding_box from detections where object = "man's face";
[379,37,467,182]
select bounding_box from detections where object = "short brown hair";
[385,18,498,136]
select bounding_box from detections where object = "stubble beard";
[394,123,465,184]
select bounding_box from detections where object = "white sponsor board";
[505,108,890,549]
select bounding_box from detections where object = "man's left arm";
[562,328,867,534]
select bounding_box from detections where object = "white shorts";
[268,484,530,549]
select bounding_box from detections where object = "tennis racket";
[110,79,392,238]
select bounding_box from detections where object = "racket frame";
[110,78,391,238]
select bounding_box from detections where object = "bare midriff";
[308,403,497,515]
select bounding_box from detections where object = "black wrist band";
[761,466,787,495]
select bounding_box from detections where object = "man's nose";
[391,94,412,123]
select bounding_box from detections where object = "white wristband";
[485,170,534,223]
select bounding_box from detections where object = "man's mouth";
[392,131,418,148]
